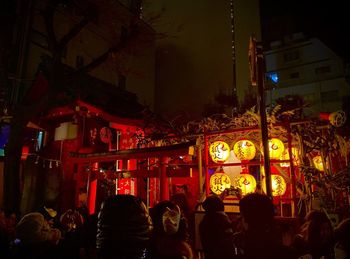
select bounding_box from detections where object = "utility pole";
[249,36,272,198]
[229,0,238,111]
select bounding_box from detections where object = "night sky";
[260,0,350,61]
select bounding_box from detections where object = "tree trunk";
[3,116,25,214]
[2,0,140,214]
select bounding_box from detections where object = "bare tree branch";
[57,13,94,51]
[66,27,139,81]
[42,3,57,52]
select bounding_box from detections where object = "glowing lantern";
[232,174,256,195]
[209,141,230,163]
[271,175,287,196]
[233,140,256,161]
[268,138,284,159]
[262,174,287,196]
[260,167,287,197]
[280,147,299,167]
[210,172,231,195]
[320,110,347,127]
[313,155,324,171]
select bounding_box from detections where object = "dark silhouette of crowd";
[148,200,193,258]
[293,210,335,259]
[198,193,348,259]
[0,193,349,259]
[199,195,236,258]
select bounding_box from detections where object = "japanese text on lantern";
[210,172,231,195]
[209,141,230,163]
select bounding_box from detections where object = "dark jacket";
[96,195,152,259]
[199,211,235,259]
[293,234,335,259]
[232,230,298,259]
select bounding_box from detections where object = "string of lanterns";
[209,138,290,163]
[209,138,324,196]
[208,138,302,196]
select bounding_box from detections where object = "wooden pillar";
[160,157,169,201]
[287,123,297,217]
[197,137,204,200]
[204,134,210,196]
[255,39,272,198]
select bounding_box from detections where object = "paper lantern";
[54,122,77,141]
[313,155,324,171]
[320,110,346,127]
[209,141,230,163]
[280,147,299,167]
[262,174,287,196]
[268,138,284,159]
[232,174,256,195]
[271,175,287,196]
[210,172,231,195]
[233,140,256,161]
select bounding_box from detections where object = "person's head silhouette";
[239,193,275,230]
[96,195,152,259]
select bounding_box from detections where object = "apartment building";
[264,33,350,117]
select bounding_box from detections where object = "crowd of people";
[199,193,350,259]
[0,192,349,259]
[0,205,97,259]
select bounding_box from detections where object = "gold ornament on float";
[210,172,231,195]
[313,155,324,171]
[209,141,230,163]
[232,174,256,195]
[268,138,285,159]
[233,140,256,161]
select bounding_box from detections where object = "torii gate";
[69,141,198,213]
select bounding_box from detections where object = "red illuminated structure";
[24,97,198,214]
[18,88,349,219]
